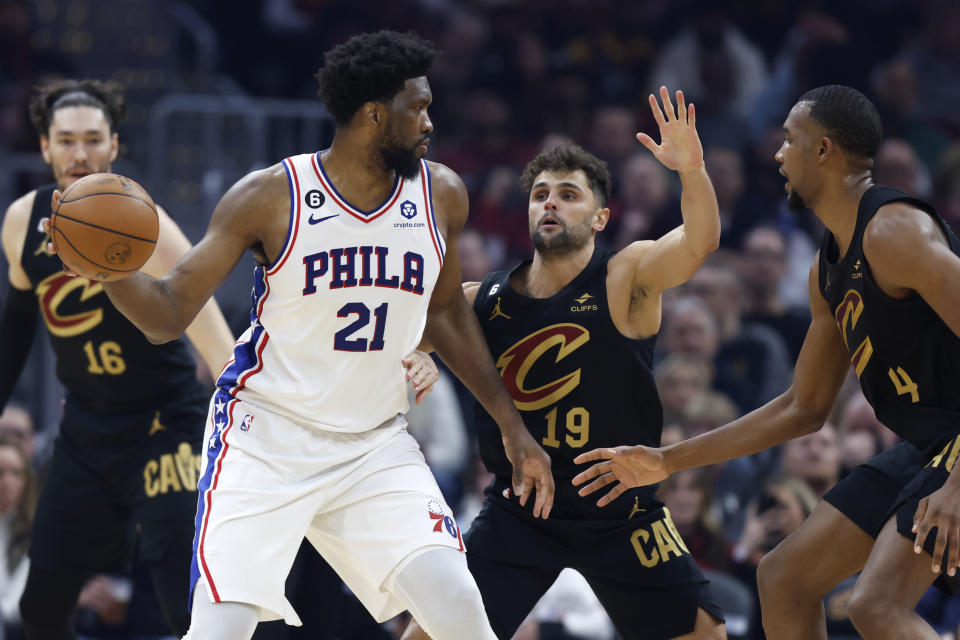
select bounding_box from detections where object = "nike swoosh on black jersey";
[308,214,339,225]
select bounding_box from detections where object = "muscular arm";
[0,194,39,411]
[2,193,34,291]
[625,165,720,295]
[140,205,235,374]
[574,257,851,500]
[423,169,524,428]
[661,259,849,472]
[863,202,960,338]
[93,166,288,344]
[423,162,554,517]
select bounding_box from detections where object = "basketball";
[49,173,159,281]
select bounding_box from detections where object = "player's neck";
[813,172,873,259]
[320,138,397,211]
[519,243,594,299]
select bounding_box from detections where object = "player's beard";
[54,161,108,191]
[378,132,422,181]
[531,218,592,258]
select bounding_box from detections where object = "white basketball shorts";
[189,390,465,625]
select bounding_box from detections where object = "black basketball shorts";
[30,387,207,573]
[464,492,724,640]
[824,434,960,593]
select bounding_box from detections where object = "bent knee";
[757,546,826,599]
[846,582,898,633]
[756,548,790,594]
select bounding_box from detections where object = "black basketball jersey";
[473,247,664,519]
[20,184,199,412]
[818,185,960,449]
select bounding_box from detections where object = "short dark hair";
[28,79,125,137]
[520,144,612,207]
[797,85,883,159]
[316,30,435,127]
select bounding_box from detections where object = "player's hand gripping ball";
[49,173,159,281]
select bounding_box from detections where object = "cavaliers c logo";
[35,272,105,337]
[495,323,590,411]
[834,289,873,377]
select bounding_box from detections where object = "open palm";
[637,86,704,173]
[571,445,670,507]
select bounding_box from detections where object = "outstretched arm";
[424,162,554,518]
[64,166,288,344]
[573,257,850,505]
[140,205,235,376]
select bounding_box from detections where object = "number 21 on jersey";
[334,302,388,352]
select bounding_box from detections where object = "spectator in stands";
[738,225,810,360]
[469,166,529,264]
[932,143,960,229]
[686,256,792,413]
[874,138,930,197]
[654,354,711,428]
[0,405,36,470]
[705,147,769,249]
[780,422,842,499]
[683,391,739,440]
[608,152,678,249]
[458,228,495,284]
[731,475,818,640]
[898,0,960,135]
[648,6,767,144]
[661,467,733,573]
[0,434,37,640]
[587,105,637,187]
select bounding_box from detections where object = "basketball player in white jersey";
[46,30,554,640]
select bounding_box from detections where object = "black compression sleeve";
[0,286,38,413]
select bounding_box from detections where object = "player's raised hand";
[636,86,704,173]
[503,431,554,519]
[912,480,960,576]
[401,350,439,405]
[572,445,669,507]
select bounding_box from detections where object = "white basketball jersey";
[217,152,446,432]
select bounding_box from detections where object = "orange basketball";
[49,173,159,281]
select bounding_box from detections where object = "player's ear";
[109,132,119,163]
[594,207,610,232]
[817,137,831,165]
[362,102,384,127]
[40,136,52,164]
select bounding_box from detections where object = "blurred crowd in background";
[2,0,960,638]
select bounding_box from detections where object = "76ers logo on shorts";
[427,499,459,539]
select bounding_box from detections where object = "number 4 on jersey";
[888,366,919,403]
